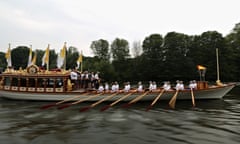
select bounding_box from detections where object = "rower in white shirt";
[137,81,144,92]
[163,81,171,91]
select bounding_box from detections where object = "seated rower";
[192,80,197,89]
[98,84,104,93]
[151,81,158,92]
[137,81,144,92]
[123,82,131,92]
[163,81,171,91]
[189,80,197,90]
[111,81,119,93]
[176,80,184,90]
[148,81,153,91]
[104,82,109,92]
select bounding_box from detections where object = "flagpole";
[63,42,67,71]
[47,44,50,71]
[216,48,223,86]
[28,45,32,66]
[81,51,83,72]
[7,43,12,68]
[216,48,220,82]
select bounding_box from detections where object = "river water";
[0,87,240,144]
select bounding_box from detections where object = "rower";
[104,82,109,92]
[176,80,184,90]
[124,82,131,92]
[189,80,197,89]
[149,81,153,91]
[137,81,144,92]
[163,81,171,91]
[98,84,104,92]
[151,81,157,91]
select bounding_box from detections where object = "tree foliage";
[111,38,130,61]
[90,39,110,61]
[2,22,240,83]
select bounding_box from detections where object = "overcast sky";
[0,0,239,56]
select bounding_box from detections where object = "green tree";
[140,34,164,81]
[11,46,29,69]
[163,32,194,80]
[188,31,225,81]
[111,38,130,61]
[66,46,79,70]
[0,52,6,70]
[90,39,110,61]
[224,22,240,81]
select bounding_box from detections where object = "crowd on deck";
[70,70,100,90]
[69,70,198,92]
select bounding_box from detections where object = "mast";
[63,42,67,71]
[47,44,50,71]
[216,48,223,86]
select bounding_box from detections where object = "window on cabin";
[20,78,26,87]
[29,78,35,87]
[4,77,11,86]
[11,77,18,86]
[56,78,63,88]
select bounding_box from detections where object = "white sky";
[0,0,239,56]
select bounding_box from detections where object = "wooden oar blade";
[168,90,179,109]
[169,99,176,109]
[40,103,56,110]
[145,105,153,112]
[191,89,196,107]
[57,103,72,110]
[100,105,111,111]
[79,106,91,112]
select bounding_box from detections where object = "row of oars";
[40,89,196,111]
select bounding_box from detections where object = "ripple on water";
[1,93,240,144]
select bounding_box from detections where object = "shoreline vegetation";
[1,23,240,83]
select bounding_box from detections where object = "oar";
[146,89,164,111]
[58,92,103,110]
[191,88,196,107]
[40,92,89,109]
[80,92,119,112]
[100,91,135,111]
[122,91,149,108]
[169,90,179,109]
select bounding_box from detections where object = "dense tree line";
[1,22,240,84]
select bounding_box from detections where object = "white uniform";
[152,83,157,90]
[105,83,109,91]
[70,71,78,80]
[111,84,116,92]
[176,81,184,90]
[137,85,143,92]
[98,85,104,92]
[163,82,171,91]
[124,83,131,92]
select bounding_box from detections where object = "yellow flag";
[31,51,37,65]
[28,47,32,66]
[42,45,50,66]
[78,52,83,63]
[57,42,67,69]
[5,44,12,67]
[60,43,66,58]
[5,47,11,59]
[77,51,83,70]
